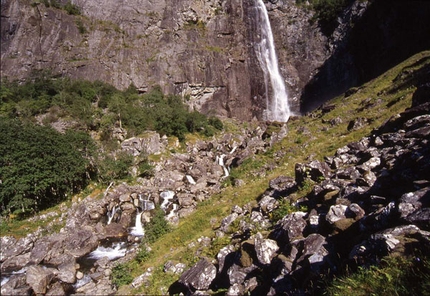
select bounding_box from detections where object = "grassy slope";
[115,51,429,295]
[1,51,428,294]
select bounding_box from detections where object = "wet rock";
[26,265,55,294]
[1,274,32,296]
[104,223,128,238]
[46,281,66,296]
[179,258,216,291]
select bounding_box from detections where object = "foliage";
[137,157,155,178]
[143,207,171,244]
[97,151,134,184]
[270,198,308,223]
[1,73,223,142]
[296,0,351,36]
[135,247,151,263]
[0,118,94,215]
[112,263,134,287]
[326,255,430,296]
[64,1,81,15]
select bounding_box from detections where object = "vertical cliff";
[1,0,330,120]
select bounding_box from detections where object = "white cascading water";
[130,210,145,236]
[106,205,117,225]
[88,242,127,260]
[216,154,230,177]
[254,0,291,122]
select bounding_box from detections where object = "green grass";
[326,255,430,296]
[118,50,430,294]
[3,51,429,294]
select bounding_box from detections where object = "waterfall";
[88,242,127,260]
[254,0,291,122]
[217,154,230,177]
[130,210,145,237]
[107,205,118,225]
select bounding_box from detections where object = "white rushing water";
[107,205,118,225]
[216,154,230,177]
[254,0,291,122]
[130,211,145,237]
[88,242,127,260]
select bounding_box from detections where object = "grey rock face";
[179,258,217,291]
[1,0,329,119]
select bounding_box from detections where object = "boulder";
[63,229,99,258]
[46,281,66,296]
[26,265,55,295]
[254,233,279,265]
[270,212,307,246]
[295,160,331,186]
[57,258,77,284]
[398,187,430,218]
[179,258,217,291]
[326,204,348,224]
[1,274,32,296]
[0,235,34,262]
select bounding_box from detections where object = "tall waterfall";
[254,0,291,122]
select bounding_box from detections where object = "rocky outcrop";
[0,121,288,295]
[174,98,430,294]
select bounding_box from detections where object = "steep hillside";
[301,0,430,112]
[1,47,428,295]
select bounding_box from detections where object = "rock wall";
[1,0,328,119]
[300,0,430,113]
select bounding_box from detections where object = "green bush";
[97,151,134,184]
[111,263,134,287]
[64,1,80,15]
[143,207,171,244]
[299,0,351,36]
[1,74,223,142]
[0,118,94,215]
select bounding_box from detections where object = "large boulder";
[26,265,55,295]
[179,258,217,291]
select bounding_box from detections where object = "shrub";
[111,263,133,287]
[64,1,81,15]
[143,207,171,244]
[0,118,94,215]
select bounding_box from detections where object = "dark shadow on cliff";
[300,0,430,114]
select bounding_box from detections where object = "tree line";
[0,72,223,216]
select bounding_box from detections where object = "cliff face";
[1,0,328,120]
[300,0,430,113]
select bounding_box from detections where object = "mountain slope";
[115,51,430,295]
